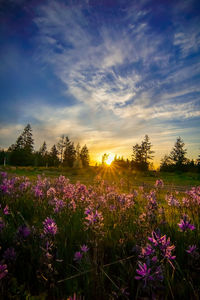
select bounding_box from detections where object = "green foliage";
[132,135,154,171]
[63,137,76,167]
[8,124,34,166]
[80,145,90,167]
[170,136,187,166]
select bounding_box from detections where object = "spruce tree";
[169,137,187,168]
[9,124,34,166]
[80,145,90,167]
[38,141,48,166]
[132,135,154,171]
[49,145,59,167]
[63,137,76,167]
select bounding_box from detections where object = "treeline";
[0,124,199,172]
[131,135,200,172]
[102,135,200,172]
[160,137,200,172]
[0,124,90,168]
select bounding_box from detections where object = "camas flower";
[74,251,83,262]
[166,194,180,207]
[80,245,89,253]
[155,179,164,188]
[3,205,10,215]
[148,230,176,261]
[0,264,8,280]
[178,214,195,232]
[135,262,153,286]
[186,245,198,254]
[43,217,57,235]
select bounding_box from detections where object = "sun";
[105,153,115,166]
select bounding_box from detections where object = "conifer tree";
[132,135,154,170]
[38,141,48,166]
[169,137,187,167]
[80,145,90,167]
[9,124,34,166]
[49,145,59,167]
[63,137,76,167]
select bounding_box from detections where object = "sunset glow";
[105,154,115,166]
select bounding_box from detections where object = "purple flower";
[135,262,153,286]
[178,214,195,232]
[141,244,155,257]
[155,179,164,188]
[53,199,66,213]
[148,230,176,261]
[18,225,31,238]
[80,245,89,253]
[3,205,10,215]
[85,209,103,227]
[3,247,16,261]
[166,194,180,207]
[74,251,83,262]
[43,217,57,235]
[0,172,7,178]
[0,264,8,280]
[34,185,43,197]
[186,245,198,254]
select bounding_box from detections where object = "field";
[0,167,200,299]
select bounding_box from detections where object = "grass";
[1,165,200,188]
[0,167,199,299]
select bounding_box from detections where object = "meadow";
[0,167,199,299]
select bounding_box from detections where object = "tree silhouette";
[49,145,59,167]
[132,135,154,170]
[80,145,90,167]
[9,124,34,166]
[170,137,187,167]
[63,137,76,167]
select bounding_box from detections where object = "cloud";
[1,0,200,165]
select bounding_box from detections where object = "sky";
[0,0,200,166]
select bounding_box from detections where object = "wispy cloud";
[0,0,200,164]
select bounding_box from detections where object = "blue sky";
[0,0,200,165]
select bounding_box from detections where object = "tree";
[160,155,172,171]
[22,124,34,153]
[169,137,187,168]
[37,141,48,166]
[63,137,76,167]
[73,143,82,168]
[48,145,59,167]
[131,135,154,171]
[0,148,6,165]
[9,124,34,166]
[141,135,154,163]
[80,145,90,167]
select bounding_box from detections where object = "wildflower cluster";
[135,229,176,291]
[0,172,199,298]
[43,217,58,235]
[74,245,89,262]
[178,214,195,232]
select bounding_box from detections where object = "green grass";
[1,165,199,188]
